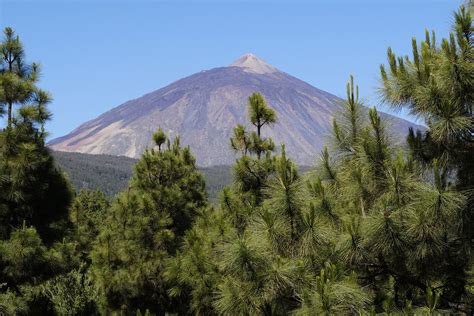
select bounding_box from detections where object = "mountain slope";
[49,54,420,166]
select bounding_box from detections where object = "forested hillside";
[0,4,473,315]
[52,151,310,200]
[52,151,234,200]
[52,151,137,196]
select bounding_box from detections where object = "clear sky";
[0,0,464,139]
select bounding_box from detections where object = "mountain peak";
[50,55,420,166]
[229,53,279,74]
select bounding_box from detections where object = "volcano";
[49,54,419,166]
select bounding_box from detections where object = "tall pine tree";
[379,4,473,305]
[90,130,207,314]
[0,27,76,314]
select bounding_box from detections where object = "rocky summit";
[49,54,420,166]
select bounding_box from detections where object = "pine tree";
[379,4,473,306]
[167,93,334,315]
[380,5,473,187]
[317,76,468,312]
[164,208,226,315]
[42,267,99,315]
[0,27,38,129]
[0,27,77,314]
[165,68,471,313]
[0,223,81,314]
[295,262,371,315]
[70,190,109,261]
[231,92,276,206]
[0,27,72,242]
[90,130,207,313]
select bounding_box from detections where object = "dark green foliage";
[90,132,207,313]
[200,165,234,201]
[0,224,80,314]
[0,27,72,243]
[0,224,50,287]
[70,190,108,261]
[0,27,37,128]
[52,150,244,202]
[230,92,277,205]
[131,134,207,239]
[54,150,309,203]
[0,26,77,314]
[248,92,277,137]
[152,127,166,151]
[52,150,136,197]
[0,5,473,314]
[0,135,73,242]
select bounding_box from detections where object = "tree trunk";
[7,102,12,128]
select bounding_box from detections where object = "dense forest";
[52,151,309,201]
[51,151,137,197]
[0,4,473,315]
[52,151,238,201]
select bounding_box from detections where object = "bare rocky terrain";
[49,54,421,166]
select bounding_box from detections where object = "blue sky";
[0,0,464,139]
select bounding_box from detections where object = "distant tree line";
[52,151,137,197]
[52,151,241,202]
[0,4,472,315]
